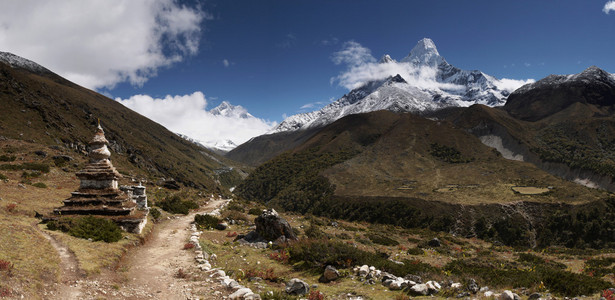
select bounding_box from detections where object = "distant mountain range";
[270,38,528,134]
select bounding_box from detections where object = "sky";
[1,0,614,147]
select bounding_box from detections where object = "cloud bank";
[330,40,532,94]
[0,0,206,90]
[604,1,615,14]
[115,92,275,149]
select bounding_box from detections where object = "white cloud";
[331,41,462,91]
[223,59,230,67]
[276,33,297,48]
[604,1,615,14]
[494,78,535,93]
[299,101,325,110]
[115,92,275,149]
[0,0,206,90]
[524,62,531,67]
[331,41,376,67]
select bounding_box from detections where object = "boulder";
[255,209,297,241]
[229,288,252,299]
[319,265,340,283]
[426,280,441,293]
[528,293,541,300]
[408,283,429,296]
[216,222,228,230]
[404,274,422,284]
[285,278,309,296]
[358,265,370,277]
[389,278,408,290]
[467,278,479,294]
[427,238,441,247]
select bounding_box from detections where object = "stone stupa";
[53,121,148,233]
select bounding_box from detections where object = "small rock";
[404,274,422,284]
[34,150,47,157]
[485,291,494,298]
[498,290,515,300]
[457,292,470,298]
[528,294,541,300]
[467,278,479,294]
[451,282,462,289]
[285,278,309,296]
[319,265,340,283]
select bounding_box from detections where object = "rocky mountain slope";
[0,51,241,192]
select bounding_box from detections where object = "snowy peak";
[209,101,252,119]
[402,38,444,66]
[379,54,395,64]
[0,51,48,73]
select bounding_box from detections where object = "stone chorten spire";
[75,120,121,190]
[53,121,148,233]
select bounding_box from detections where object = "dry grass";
[199,205,615,299]
[512,186,551,195]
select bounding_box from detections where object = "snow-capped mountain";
[271,38,528,133]
[209,101,253,119]
[0,51,48,73]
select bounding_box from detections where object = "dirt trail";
[115,199,228,299]
[43,199,229,299]
[34,223,85,299]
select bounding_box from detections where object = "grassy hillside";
[0,61,243,192]
[235,110,612,248]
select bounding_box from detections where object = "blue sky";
[110,0,615,121]
[1,0,614,147]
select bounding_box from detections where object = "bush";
[0,155,15,162]
[304,223,327,239]
[407,247,424,255]
[367,233,399,246]
[158,195,198,215]
[285,239,435,277]
[32,182,47,188]
[194,214,220,230]
[183,243,195,250]
[4,203,16,213]
[248,207,263,215]
[0,162,49,173]
[0,259,13,274]
[222,210,248,222]
[0,173,7,180]
[150,207,161,220]
[429,143,473,163]
[226,202,244,212]
[48,216,123,243]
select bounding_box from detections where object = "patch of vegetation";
[304,223,327,239]
[0,155,15,162]
[32,182,47,188]
[0,173,7,180]
[149,207,161,221]
[445,258,611,296]
[226,201,244,212]
[536,198,615,249]
[194,214,220,230]
[47,216,123,243]
[157,194,198,215]
[222,210,248,222]
[235,147,358,213]
[429,143,474,163]
[407,247,424,255]
[0,162,49,173]
[366,233,399,246]
[584,257,615,277]
[248,207,263,215]
[285,239,435,277]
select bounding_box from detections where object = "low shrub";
[584,257,615,277]
[407,247,424,255]
[158,195,198,215]
[307,290,325,300]
[21,170,41,179]
[248,207,263,215]
[444,259,611,296]
[47,216,122,243]
[32,182,47,188]
[222,210,248,222]
[183,243,195,250]
[150,207,161,220]
[194,214,220,230]
[0,259,13,274]
[304,223,327,239]
[241,268,280,282]
[0,173,7,180]
[4,203,16,213]
[175,268,190,279]
[0,155,16,162]
[367,233,399,246]
[285,239,435,277]
[269,250,290,263]
[0,286,12,297]
[226,202,244,212]
[0,162,49,173]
